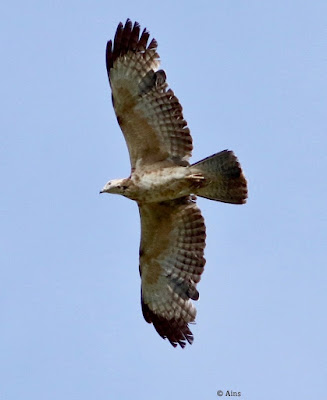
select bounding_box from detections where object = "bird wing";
[106,19,193,169]
[138,196,206,348]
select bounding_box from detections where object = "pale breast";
[128,166,192,203]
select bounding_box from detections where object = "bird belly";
[127,167,203,203]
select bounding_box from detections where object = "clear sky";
[1,1,326,399]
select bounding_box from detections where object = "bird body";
[101,165,201,202]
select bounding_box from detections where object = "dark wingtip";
[141,299,194,348]
[106,19,157,78]
[105,40,112,79]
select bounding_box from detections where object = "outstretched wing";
[139,197,206,348]
[106,19,193,169]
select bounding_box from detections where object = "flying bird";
[101,19,248,348]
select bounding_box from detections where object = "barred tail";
[190,150,248,204]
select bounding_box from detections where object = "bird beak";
[100,182,110,194]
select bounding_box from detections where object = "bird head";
[100,178,128,195]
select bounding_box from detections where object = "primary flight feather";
[101,19,248,348]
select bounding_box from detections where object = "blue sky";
[1,1,326,399]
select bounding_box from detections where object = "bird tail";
[190,150,248,204]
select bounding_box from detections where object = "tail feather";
[190,150,248,204]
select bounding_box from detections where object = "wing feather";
[138,196,206,348]
[106,19,193,169]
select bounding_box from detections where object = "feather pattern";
[139,196,206,348]
[106,19,192,168]
[102,19,248,348]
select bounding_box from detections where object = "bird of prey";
[100,19,248,348]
